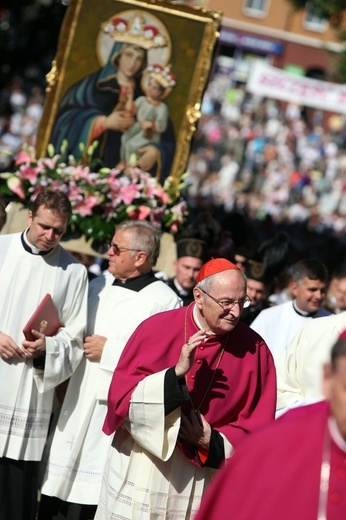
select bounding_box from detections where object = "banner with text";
[247,61,346,114]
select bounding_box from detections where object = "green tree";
[288,0,345,24]
[287,0,346,81]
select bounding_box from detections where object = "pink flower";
[18,165,39,182]
[107,168,123,181]
[15,150,33,166]
[74,196,100,216]
[119,183,141,205]
[68,182,84,201]
[1,146,189,241]
[127,205,151,220]
[7,176,26,200]
[49,180,65,191]
[69,165,92,182]
[152,186,169,204]
[168,201,188,218]
[106,178,122,196]
[31,186,44,199]
[37,156,59,172]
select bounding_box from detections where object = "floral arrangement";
[0,143,189,251]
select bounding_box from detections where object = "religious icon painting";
[36,0,221,183]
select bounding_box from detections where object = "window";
[243,0,269,17]
[303,2,328,32]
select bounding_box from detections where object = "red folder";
[23,294,62,341]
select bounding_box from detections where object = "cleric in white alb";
[0,189,88,520]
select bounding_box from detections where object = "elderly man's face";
[194,270,247,335]
[323,356,346,441]
[107,229,140,281]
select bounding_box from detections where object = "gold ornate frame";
[36,0,221,181]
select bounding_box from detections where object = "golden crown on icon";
[147,64,176,89]
[102,14,167,50]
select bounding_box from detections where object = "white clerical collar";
[193,305,217,340]
[23,228,43,255]
[328,416,346,452]
[22,228,55,256]
[173,278,189,297]
[292,300,316,318]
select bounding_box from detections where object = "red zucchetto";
[196,258,240,283]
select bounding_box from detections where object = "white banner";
[246,61,346,114]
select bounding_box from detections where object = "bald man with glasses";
[38,220,182,520]
[94,258,276,520]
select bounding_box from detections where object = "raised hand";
[175,329,206,378]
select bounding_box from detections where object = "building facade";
[207,0,345,82]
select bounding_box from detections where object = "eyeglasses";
[199,287,252,311]
[107,242,141,255]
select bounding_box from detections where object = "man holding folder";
[0,188,88,520]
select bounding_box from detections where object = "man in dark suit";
[168,238,208,306]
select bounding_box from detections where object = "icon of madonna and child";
[50,11,177,183]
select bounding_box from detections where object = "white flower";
[154,36,164,46]
[144,29,154,39]
[116,22,127,32]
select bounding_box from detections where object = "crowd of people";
[186,64,346,274]
[0,190,277,519]
[0,75,44,171]
[1,67,346,270]
[187,66,346,228]
[1,47,346,519]
[1,190,346,519]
